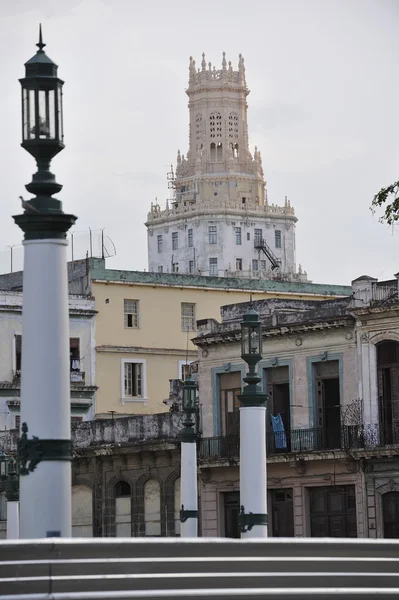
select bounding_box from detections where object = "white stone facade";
[0,291,97,430]
[146,54,305,281]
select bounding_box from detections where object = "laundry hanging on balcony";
[271,414,287,449]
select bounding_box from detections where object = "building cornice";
[96,345,198,357]
[91,270,351,298]
[193,317,354,347]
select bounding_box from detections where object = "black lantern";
[20,25,63,158]
[241,306,263,364]
[182,376,196,413]
[0,452,19,502]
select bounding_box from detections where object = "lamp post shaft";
[19,239,72,538]
[180,440,198,538]
[240,406,268,538]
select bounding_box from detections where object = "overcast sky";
[0,0,398,285]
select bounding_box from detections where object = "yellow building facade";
[89,263,351,418]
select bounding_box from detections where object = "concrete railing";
[0,538,399,599]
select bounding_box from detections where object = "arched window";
[216,142,223,161]
[231,143,239,159]
[209,112,222,139]
[174,478,181,536]
[72,484,93,537]
[115,481,131,537]
[144,479,161,536]
[228,112,239,139]
[210,142,216,160]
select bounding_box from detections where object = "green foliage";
[371,180,399,224]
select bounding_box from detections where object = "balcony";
[70,370,85,385]
[198,424,399,461]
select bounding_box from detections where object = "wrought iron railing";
[198,423,399,460]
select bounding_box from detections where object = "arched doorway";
[383,491,399,538]
[376,341,399,444]
[115,481,131,537]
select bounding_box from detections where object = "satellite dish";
[102,235,116,258]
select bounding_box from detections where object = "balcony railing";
[198,424,399,461]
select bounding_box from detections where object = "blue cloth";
[271,413,287,449]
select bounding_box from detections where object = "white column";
[180,441,198,537]
[19,239,72,539]
[240,406,268,538]
[6,501,19,539]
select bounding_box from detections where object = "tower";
[146,53,306,281]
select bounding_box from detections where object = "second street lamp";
[179,376,198,537]
[238,305,268,538]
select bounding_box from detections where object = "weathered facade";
[0,290,97,430]
[0,413,183,540]
[193,274,399,539]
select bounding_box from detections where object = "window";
[255,229,262,245]
[15,334,22,373]
[179,361,191,380]
[15,415,20,430]
[124,299,139,328]
[208,225,217,244]
[275,230,282,248]
[181,303,196,332]
[252,259,259,272]
[228,112,239,139]
[209,258,218,276]
[247,232,250,241]
[260,260,267,271]
[235,227,242,245]
[172,263,179,273]
[158,266,163,273]
[124,362,143,397]
[236,258,242,271]
[172,232,178,250]
[70,338,80,371]
[189,260,194,274]
[157,235,162,253]
[188,229,193,247]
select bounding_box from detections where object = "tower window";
[195,113,203,143]
[252,259,259,272]
[157,235,162,253]
[236,258,243,271]
[231,143,239,158]
[210,142,216,160]
[228,112,239,139]
[209,258,218,276]
[158,266,163,273]
[188,229,193,248]
[235,227,242,245]
[275,230,282,248]
[216,142,223,161]
[189,260,194,274]
[172,232,178,250]
[209,112,222,139]
[208,225,217,244]
[172,263,179,273]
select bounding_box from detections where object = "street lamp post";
[0,453,20,539]
[179,376,198,537]
[238,306,268,538]
[13,26,77,538]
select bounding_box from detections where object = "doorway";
[223,491,240,538]
[314,360,341,449]
[377,341,399,445]
[266,366,291,452]
[383,491,399,538]
[309,485,357,537]
[271,489,294,537]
